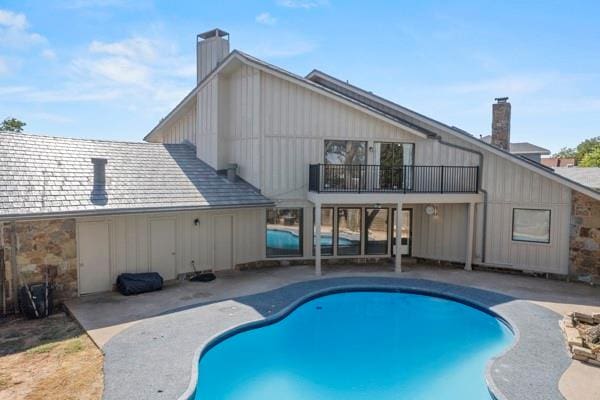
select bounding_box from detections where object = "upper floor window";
[324,140,367,165]
[512,208,551,244]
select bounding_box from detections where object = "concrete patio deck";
[65,263,600,400]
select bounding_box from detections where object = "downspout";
[433,135,488,263]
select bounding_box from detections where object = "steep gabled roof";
[306,69,600,200]
[480,135,550,155]
[0,132,272,219]
[144,50,431,142]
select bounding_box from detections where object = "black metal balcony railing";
[309,164,479,193]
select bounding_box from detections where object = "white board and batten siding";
[150,60,573,275]
[76,208,265,291]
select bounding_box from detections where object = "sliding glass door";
[373,142,414,190]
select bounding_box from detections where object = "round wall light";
[424,204,438,217]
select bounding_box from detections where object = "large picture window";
[324,140,367,190]
[512,208,551,244]
[313,207,334,256]
[365,208,388,255]
[337,208,362,255]
[324,140,367,165]
[266,208,303,257]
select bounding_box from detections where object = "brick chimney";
[197,28,230,83]
[491,97,511,151]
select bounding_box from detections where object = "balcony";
[308,164,479,193]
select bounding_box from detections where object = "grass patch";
[63,339,84,354]
[26,342,58,355]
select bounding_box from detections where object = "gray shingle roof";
[553,167,600,191]
[0,132,272,218]
[479,135,550,155]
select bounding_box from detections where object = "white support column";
[465,202,475,271]
[315,202,322,276]
[395,200,403,273]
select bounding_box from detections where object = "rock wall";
[1,219,77,312]
[570,191,600,283]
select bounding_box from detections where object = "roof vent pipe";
[227,163,238,182]
[91,158,107,187]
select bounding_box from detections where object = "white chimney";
[197,28,230,83]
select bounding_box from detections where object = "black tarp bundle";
[116,272,163,296]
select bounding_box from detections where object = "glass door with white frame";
[392,208,412,256]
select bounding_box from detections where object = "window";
[337,208,362,255]
[313,207,334,256]
[324,140,367,190]
[512,208,551,244]
[365,208,388,255]
[266,208,303,257]
[324,140,367,165]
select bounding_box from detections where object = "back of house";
[1,28,599,311]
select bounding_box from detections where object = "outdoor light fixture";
[424,205,438,217]
[194,218,200,226]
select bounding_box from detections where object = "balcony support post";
[395,200,403,273]
[315,202,322,276]
[465,201,475,271]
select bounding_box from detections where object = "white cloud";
[0,9,27,29]
[276,0,329,9]
[41,49,56,60]
[256,12,277,25]
[5,34,194,113]
[89,37,158,61]
[0,9,46,48]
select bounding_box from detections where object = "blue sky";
[1,0,599,153]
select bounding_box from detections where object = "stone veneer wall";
[570,191,600,283]
[1,219,77,312]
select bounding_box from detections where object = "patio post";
[395,200,403,273]
[465,201,475,271]
[315,202,322,276]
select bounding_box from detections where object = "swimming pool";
[267,228,355,250]
[194,291,513,400]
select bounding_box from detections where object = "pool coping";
[102,277,570,400]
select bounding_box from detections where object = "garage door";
[78,221,111,294]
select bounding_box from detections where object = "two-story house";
[1,29,599,307]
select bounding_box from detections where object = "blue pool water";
[194,291,513,400]
[267,229,355,250]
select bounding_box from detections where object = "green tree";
[575,136,600,163]
[579,147,600,167]
[1,117,26,132]
[553,146,577,158]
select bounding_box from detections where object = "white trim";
[307,192,484,205]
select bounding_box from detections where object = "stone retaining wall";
[1,219,78,312]
[569,191,600,283]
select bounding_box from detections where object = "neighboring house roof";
[553,168,600,191]
[541,157,576,168]
[479,135,550,155]
[0,132,272,219]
